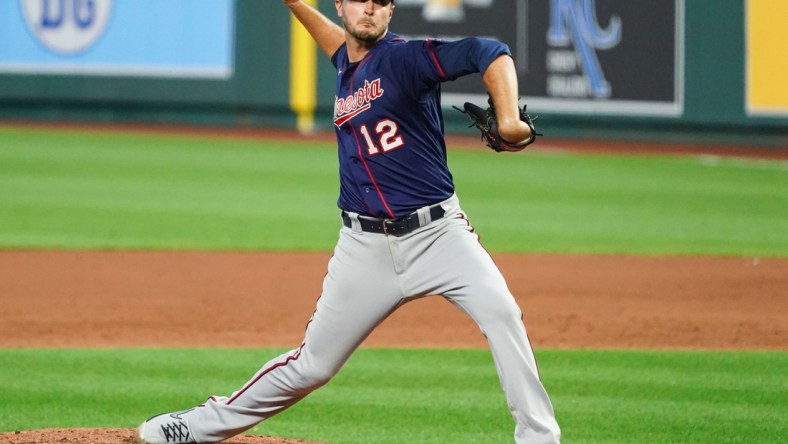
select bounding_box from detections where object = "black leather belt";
[342,205,446,237]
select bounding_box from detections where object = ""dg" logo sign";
[20,0,114,55]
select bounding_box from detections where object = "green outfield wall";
[0,0,785,146]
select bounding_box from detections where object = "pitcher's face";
[337,0,394,43]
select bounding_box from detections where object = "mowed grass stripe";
[0,348,785,443]
[1,125,786,255]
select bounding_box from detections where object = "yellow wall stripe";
[290,0,318,132]
[746,0,788,116]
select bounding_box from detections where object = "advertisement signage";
[393,0,684,116]
[0,0,235,78]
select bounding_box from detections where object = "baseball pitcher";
[136,1,559,443]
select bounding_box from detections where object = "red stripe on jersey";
[347,55,396,218]
[426,39,447,80]
[351,124,396,218]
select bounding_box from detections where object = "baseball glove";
[454,95,541,152]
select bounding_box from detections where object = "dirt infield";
[2,251,786,351]
[0,428,320,444]
[1,251,786,443]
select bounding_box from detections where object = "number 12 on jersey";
[359,120,404,155]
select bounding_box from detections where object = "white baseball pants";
[187,194,560,443]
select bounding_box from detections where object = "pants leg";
[402,212,561,443]
[188,228,403,442]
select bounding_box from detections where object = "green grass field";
[1,349,786,443]
[1,126,787,255]
[1,125,786,443]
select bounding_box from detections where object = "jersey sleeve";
[419,37,512,84]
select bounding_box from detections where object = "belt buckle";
[383,218,406,236]
[384,217,412,236]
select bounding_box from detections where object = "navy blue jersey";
[331,32,511,218]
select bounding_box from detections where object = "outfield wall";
[0,0,785,146]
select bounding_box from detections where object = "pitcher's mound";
[0,428,322,444]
